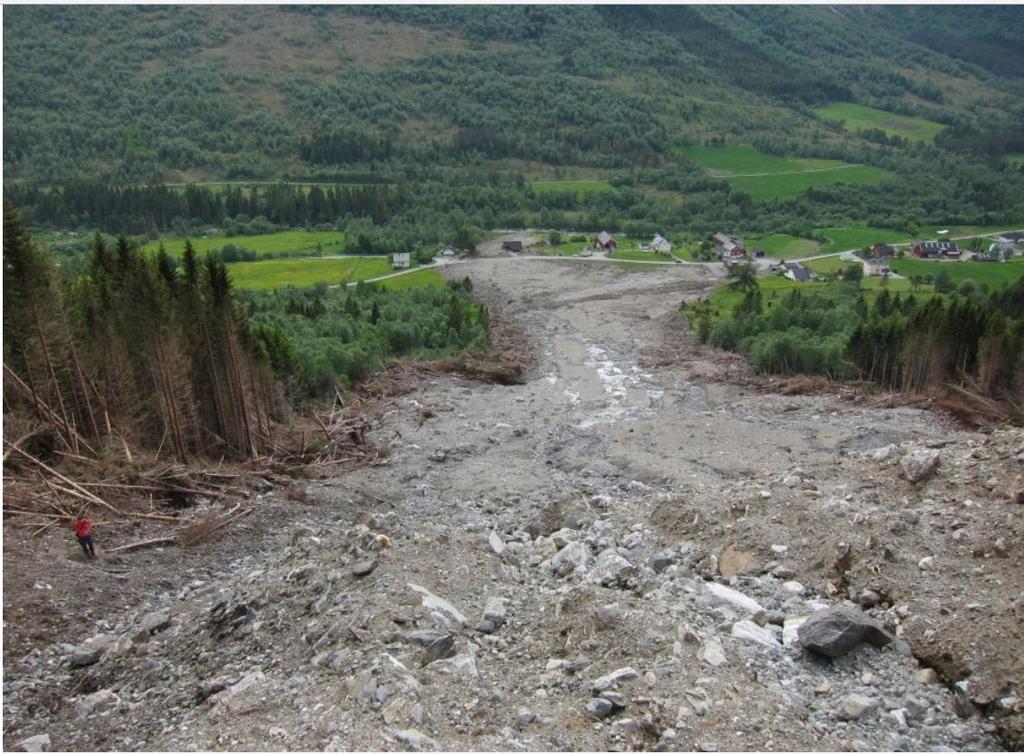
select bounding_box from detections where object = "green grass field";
[727,165,895,200]
[376,268,446,290]
[542,240,588,256]
[814,226,911,253]
[746,234,820,259]
[529,180,615,196]
[143,230,347,258]
[226,257,391,290]
[890,258,1024,290]
[1004,154,1024,168]
[803,256,849,275]
[813,102,945,142]
[676,144,894,199]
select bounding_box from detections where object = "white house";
[863,258,891,277]
[440,245,457,257]
[651,234,672,253]
[392,252,411,269]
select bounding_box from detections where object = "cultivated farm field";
[746,234,820,259]
[813,102,945,142]
[814,227,912,253]
[226,256,392,290]
[676,144,895,200]
[143,230,347,258]
[377,268,446,290]
[890,257,1024,290]
[727,165,895,200]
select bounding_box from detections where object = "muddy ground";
[3,257,1022,751]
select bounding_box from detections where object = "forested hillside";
[4,5,1024,236]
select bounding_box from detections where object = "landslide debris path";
[4,259,1022,752]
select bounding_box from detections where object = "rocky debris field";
[3,259,1023,751]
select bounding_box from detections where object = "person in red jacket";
[73,516,96,559]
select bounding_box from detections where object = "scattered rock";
[70,634,114,667]
[482,596,507,625]
[590,548,635,587]
[900,449,940,484]
[213,671,266,715]
[351,559,377,577]
[782,616,810,648]
[551,541,592,578]
[488,531,505,556]
[701,636,728,667]
[18,735,51,752]
[408,583,467,626]
[916,668,941,685]
[137,609,172,636]
[75,689,120,719]
[871,444,899,463]
[393,728,437,751]
[651,553,675,573]
[585,697,615,719]
[797,606,893,658]
[591,666,638,693]
[420,634,457,666]
[781,580,806,597]
[718,545,759,577]
[731,620,782,651]
[837,693,877,721]
[706,582,764,614]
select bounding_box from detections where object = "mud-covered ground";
[4,257,1022,751]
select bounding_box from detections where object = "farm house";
[595,231,617,250]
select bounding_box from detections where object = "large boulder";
[797,606,892,658]
[589,549,635,587]
[900,449,940,484]
[551,541,592,578]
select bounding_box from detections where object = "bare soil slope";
[4,258,1022,751]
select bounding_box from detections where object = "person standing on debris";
[73,516,97,559]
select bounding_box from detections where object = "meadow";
[745,234,819,259]
[376,268,446,290]
[813,102,945,142]
[890,257,1024,290]
[814,226,911,253]
[726,165,895,200]
[143,230,347,258]
[226,256,391,291]
[676,144,894,200]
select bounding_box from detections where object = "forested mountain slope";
[4,6,1024,239]
[4,5,1023,184]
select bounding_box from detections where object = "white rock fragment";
[730,620,782,651]
[706,582,764,614]
[408,584,467,625]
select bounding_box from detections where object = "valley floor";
[3,259,1023,751]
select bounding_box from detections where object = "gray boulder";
[590,549,635,587]
[797,606,892,658]
[900,449,940,484]
[551,541,592,578]
[70,635,114,667]
[18,735,51,752]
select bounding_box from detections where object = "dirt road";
[4,258,1022,751]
